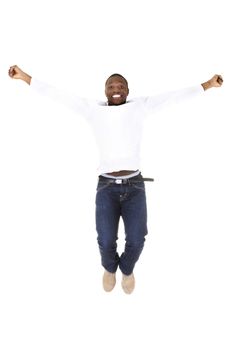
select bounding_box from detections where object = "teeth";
[112,94,121,98]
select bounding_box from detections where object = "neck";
[107,101,127,106]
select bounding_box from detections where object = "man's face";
[105,76,129,106]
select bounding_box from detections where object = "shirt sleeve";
[141,85,204,115]
[30,78,95,120]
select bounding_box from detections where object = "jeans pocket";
[96,182,111,192]
[132,182,145,191]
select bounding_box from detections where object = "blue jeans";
[95,173,148,275]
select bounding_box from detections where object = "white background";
[0,0,233,349]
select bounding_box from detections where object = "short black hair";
[105,73,128,87]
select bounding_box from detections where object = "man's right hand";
[8,65,32,85]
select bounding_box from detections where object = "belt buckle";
[115,179,122,184]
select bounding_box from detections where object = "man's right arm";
[8,65,31,85]
[8,65,95,120]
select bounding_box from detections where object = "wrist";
[201,80,211,91]
[22,72,32,85]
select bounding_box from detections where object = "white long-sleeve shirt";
[31,78,204,174]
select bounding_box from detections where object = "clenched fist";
[210,74,223,87]
[202,74,223,90]
[8,65,32,85]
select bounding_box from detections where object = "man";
[8,65,223,294]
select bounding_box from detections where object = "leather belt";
[98,176,154,185]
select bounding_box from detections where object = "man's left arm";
[201,74,223,91]
[141,74,223,115]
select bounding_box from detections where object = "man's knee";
[97,238,117,251]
